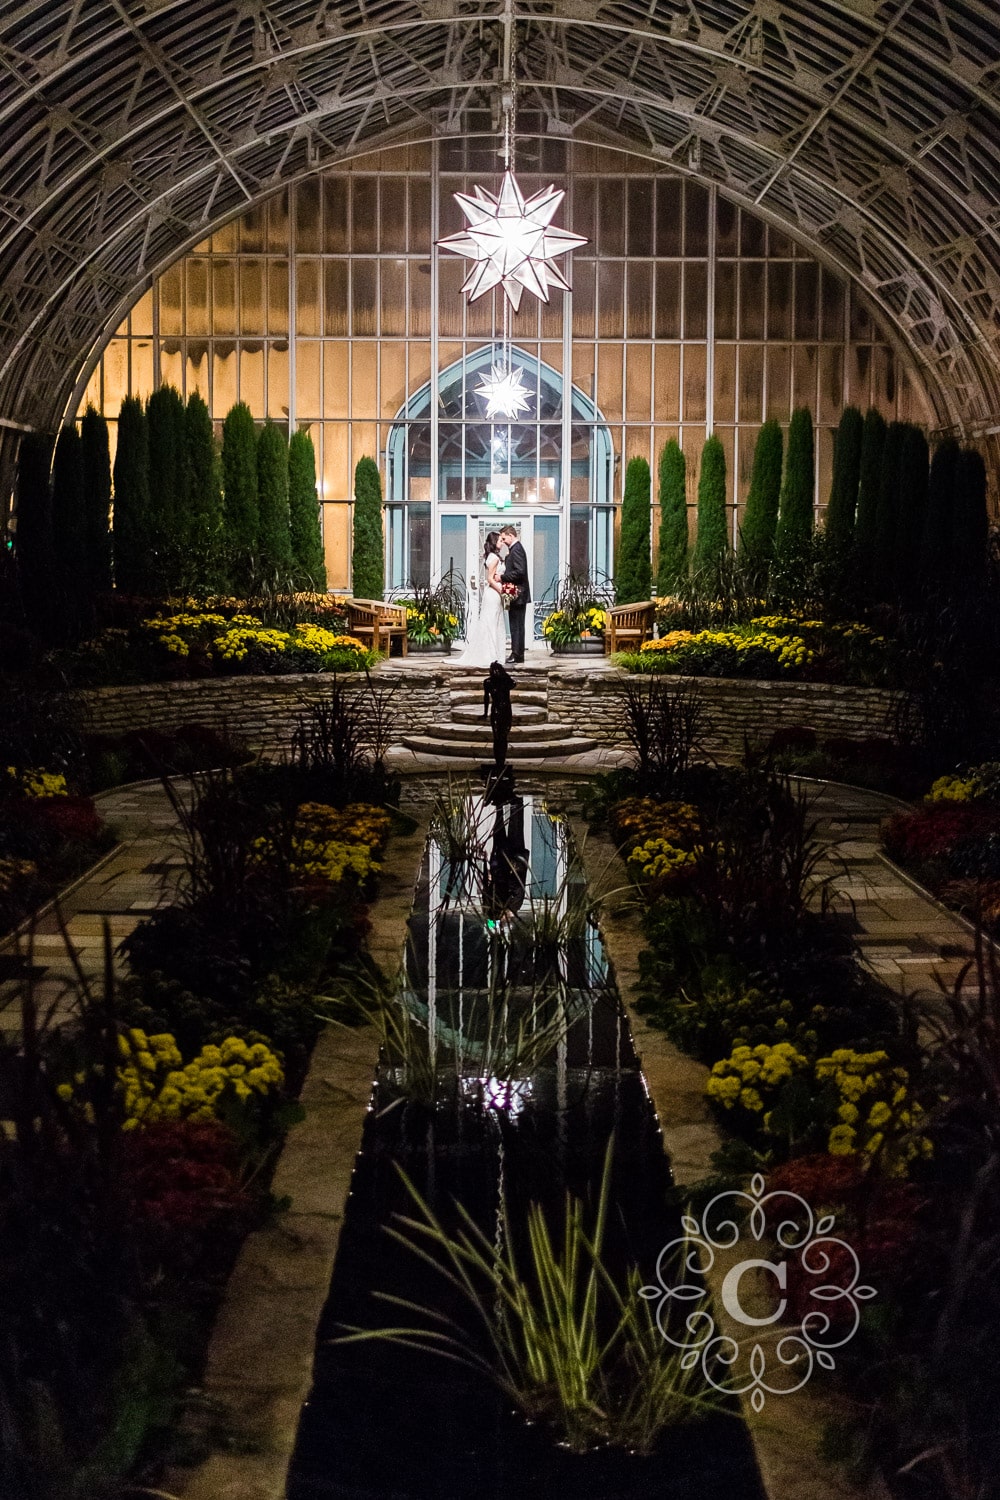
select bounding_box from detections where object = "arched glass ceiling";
[0,0,998,443]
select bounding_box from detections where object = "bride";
[457,531,508,667]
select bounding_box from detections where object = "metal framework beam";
[0,0,996,434]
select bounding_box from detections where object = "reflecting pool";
[288,786,765,1500]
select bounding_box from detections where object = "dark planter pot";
[408,639,453,654]
[550,638,605,656]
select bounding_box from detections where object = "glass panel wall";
[82,136,933,589]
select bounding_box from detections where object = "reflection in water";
[288,786,765,1500]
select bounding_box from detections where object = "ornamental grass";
[336,1143,724,1454]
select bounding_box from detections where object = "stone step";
[451,702,547,724]
[425,719,580,744]
[400,733,599,760]
[449,689,548,709]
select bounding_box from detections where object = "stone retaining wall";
[548,671,901,754]
[73,668,902,757]
[73,671,453,753]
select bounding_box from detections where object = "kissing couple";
[458,524,532,667]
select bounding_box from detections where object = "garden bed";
[584,708,1000,1500]
[48,602,376,686]
[0,767,114,937]
[0,681,413,1499]
[617,614,901,687]
[881,760,1000,938]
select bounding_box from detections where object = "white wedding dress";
[457,553,509,667]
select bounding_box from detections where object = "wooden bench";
[604,601,655,654]
[346,599,408,657]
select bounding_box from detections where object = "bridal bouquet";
[500,582,519,610]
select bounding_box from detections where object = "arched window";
[385,345,613,588]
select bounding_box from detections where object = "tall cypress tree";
[952,447,988,592]
[80,406,113,600]
[873,421,905,600]
[825,405,864,548]
[113,395,152,596]
[737,419,783,584]
[921,437,961,593]
[852,408,887,597]
[14,431,55,637]
[693,435,729,577]
[616,456,652,603]
[222,403,259,594]
[656,440,688,595]
[775,407,815,555]
[288,429,326,589]
[256,422,293,577]
[184,392,225,594]
[50,426,86,638]
[352,456,384,599]
[896,424,929,603]
[146,384,186,593]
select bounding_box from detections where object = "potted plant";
[542,576,611,655]
[403,584,461,652]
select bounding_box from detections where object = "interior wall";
[79,138,938,587]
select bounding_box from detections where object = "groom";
[499,525,530,663]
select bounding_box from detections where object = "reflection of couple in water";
[483,790,528,929]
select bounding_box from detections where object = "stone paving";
[0,780,189,1031]
[805,779,977,1007]
[0,770,979,1034]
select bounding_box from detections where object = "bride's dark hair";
[484,531,500,559]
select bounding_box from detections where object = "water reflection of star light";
[475,362,533,421]
[459,1075,532,1116]
[437,169,587,310]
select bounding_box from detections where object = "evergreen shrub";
[737,419,782,584]
[921,437,960,593]
[14,432,55,635]
[352,456,384,599]
[825,406,863,548]
[80,406,113,600]
[873,421,905,599]
[256,422,293,576]
[656,440,688,596]
[112,395,152,597]
[692,435,728,577]
[222,403,259,592]
[774,407,814,555]
[146,385,186,591]
[289,429,326,589]
[51,426,86,634]
[616,455,652,603]
[852,408,886,594]
[185,393,225,593]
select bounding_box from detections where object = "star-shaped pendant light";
[475,361,533,421]
[438,170,587,311]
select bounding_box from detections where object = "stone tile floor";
[0,781,190,1033]
[806,780,978,1010]
[0,771,980,1035]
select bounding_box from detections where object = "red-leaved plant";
[765,1153,924,1328]
[124,1118,249,1233]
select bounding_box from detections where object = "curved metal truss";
[0,0,998,435]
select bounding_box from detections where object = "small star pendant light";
[475,360,533,421]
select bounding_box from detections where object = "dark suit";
[503,540,531,660]
[483,798,529,922]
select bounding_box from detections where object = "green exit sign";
[487,481,513,509]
